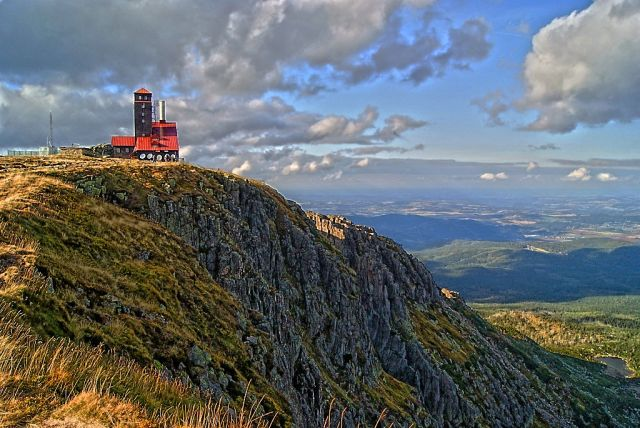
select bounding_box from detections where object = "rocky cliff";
[1,157,638,427]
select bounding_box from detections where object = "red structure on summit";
[111,88,180,161]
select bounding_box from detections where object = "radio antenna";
[47,111,53,148]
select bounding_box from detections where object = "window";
[141,112,145,116]
[142,119,145,123]
[115,147,120,154]
[141,103,145,109]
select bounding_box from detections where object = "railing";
[7,147,58,156]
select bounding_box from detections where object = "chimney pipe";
[158,100,166,122]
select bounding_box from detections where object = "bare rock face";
[144,180,436,426]
[131,174,533,426]
[74,165,635,427]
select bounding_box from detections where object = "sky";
[1,0,639,196]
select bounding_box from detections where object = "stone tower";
[133,88,152,137]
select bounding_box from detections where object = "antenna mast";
[47,111,53,148]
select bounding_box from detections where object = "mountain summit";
[0,156,638,427]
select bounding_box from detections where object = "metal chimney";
[158,100,166,122]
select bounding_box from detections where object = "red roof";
[111,136,135,147]
[152,122,178,137]
[134,88,151,94]
[134,136,179,152]
[152,121,177,128]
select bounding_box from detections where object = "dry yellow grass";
[0,302,275,427]
[486,310,604,348]
[0,224,273,428]
[0,221,43,299]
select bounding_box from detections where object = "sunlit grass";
[0,222,274,427]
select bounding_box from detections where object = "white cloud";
[232,160,252,175]
[0,0,494,154]
[305,161,320,172]
[566,167,591,181]
[282,160,301,175]
[480,173,495,181]
[0,83,129,148]
[480,172,508,181]
[526,161,539,172]
[373,115,428,141]
[322,170,344,181]
[354,158,370,168]
[0,0,495,184]
[308,106,378,140]
[596,172,618,182]
[0,0,489,100]
[157,96,428,167]
[521,0,640,132]
[308,117,349,139]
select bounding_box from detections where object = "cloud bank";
[0,0,491,165]
[520,0,640,133]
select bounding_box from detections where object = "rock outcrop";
[99,165,631,427]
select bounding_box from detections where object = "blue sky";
[289,0,635,163]
[1,0,639,194]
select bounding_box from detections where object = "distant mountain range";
[415,240,640,302]
[349,214,524,250]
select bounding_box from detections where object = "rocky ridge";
[1,157,639,427]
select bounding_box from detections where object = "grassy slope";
[49,158,425,422]
[0,162,288,425]
[2,157,639,426]
[416,240,640,378]
[0,223,270,427]
[0,157,418,425]
[454,301,640,427]
[475,296,640,375]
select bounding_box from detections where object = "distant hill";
[415,240,640,302]
[349,214,523,250]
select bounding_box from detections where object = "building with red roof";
[110,88,180,161]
